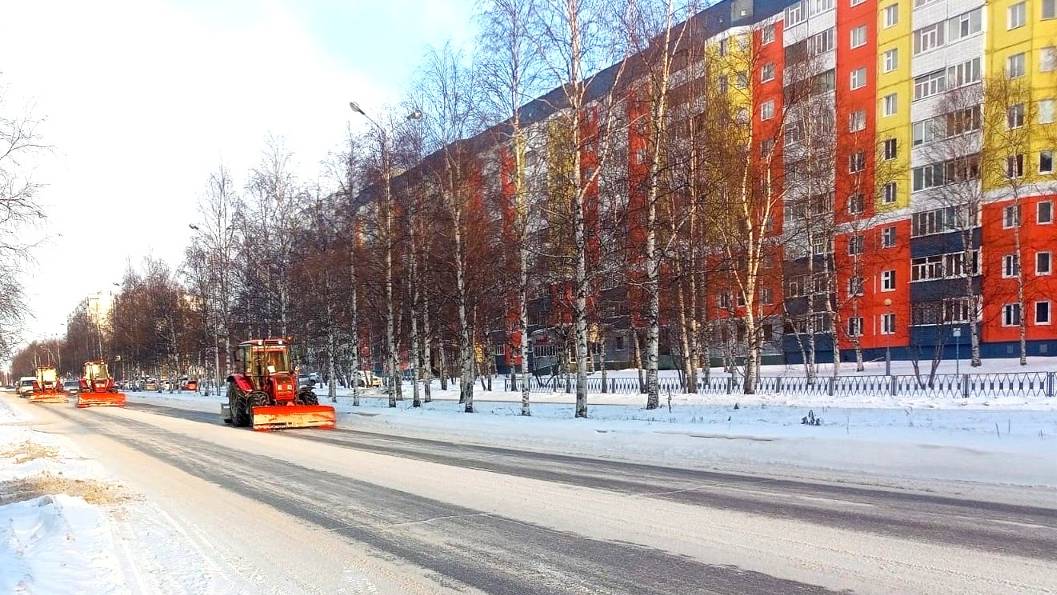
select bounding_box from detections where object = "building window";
[1003,303,1022,326]
[913,22,944,55]
[761,63,775,82]
[1041,99,1056,123]
[848,317,864,337]
[848,276,864,296]
[761,100,775,120]
[1008,53,1026,78]
[785,1,805,25]
[1003,254,1020,278]
[1037,301,1052,325]
[1039,200,1054,224]
[881,226,896,247]
[881,270,896,291]
[848,193,865,214]
[881,313,896,335]
[883,48,898,72]
[1045,0,1057,19]
[1006,154,1025,178]
[849,234,865,254]
[1004,204,1021,228]
[1008,103,1025,128]
[1008,1,1026,29]
[851,0,865,5]
[849,110,866,132]
[1042,47,1057,72]
[883,138,897,160]
[882,93,898,116]
[946,57,981,88]
[1041,151,1054,174]
[914,70,946,101]
[883,4,898,27]
[718,38,728,56]
[736,71,749,88]
[808,28,835,55]
[761,287,773,305]
[851,67,867,89]
[849,151,866,172]
[718,293,731,308]
[1038,251,1052,275]
[718,76,728,93]
[762,24,776,44]
[883,181,897,203]
[850,25,867,49]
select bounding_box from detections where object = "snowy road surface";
[8,394,1057,594]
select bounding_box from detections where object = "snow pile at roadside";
[0,398,128,594]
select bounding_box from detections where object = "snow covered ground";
[0,395,247,594]
[128,381,1057,492]
[0,396,129,594]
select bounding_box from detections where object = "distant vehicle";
[63,380,80,395]
[297,374,316,389]
[144,379,158,391]
[355,370,381,388]
[17,377,36,397]
[183,378,199,391]
[161,380,174,391]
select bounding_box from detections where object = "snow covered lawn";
[126,386,1057,491]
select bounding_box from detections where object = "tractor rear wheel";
[229,384,250,428]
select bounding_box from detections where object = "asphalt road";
[19,398,1057,593]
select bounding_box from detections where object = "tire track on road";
[123,400,1057,561]
[57,406,833,595]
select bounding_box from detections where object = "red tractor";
[224,338,335,430]
[77,361,127,408]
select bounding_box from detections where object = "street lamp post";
[349,101,421,406]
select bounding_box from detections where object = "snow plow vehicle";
[29,366,66,404]
[223,338,335,431]
[77,361,127,408]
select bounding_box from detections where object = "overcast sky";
[0,0,475,344]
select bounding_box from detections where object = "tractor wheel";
[229,385,250,428]
[298,388,318,406]
[248,390,271,408]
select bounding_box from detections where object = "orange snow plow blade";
[251,405,336,431]
[29,392,67,404]
[77,392,127,408]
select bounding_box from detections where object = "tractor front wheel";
[298,388,319,406]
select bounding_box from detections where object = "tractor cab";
[238,340,292,389]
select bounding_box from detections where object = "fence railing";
[501,370,1056,399]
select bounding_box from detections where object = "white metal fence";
[504,370,1056,399]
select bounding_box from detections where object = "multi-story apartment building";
[394,0,1057,374]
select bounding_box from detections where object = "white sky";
[0,0,474,344]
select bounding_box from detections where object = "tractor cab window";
[84,362,108,379]
[243,345,290,376]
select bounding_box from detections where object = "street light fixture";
[347,100,422,405]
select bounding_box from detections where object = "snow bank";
[0,495,126,594]
[0,396,129,594]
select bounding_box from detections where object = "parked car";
[182,378,198,391]
[63,380,80,395]
[297,374,316,389]
[355,371,381,388]
[144,378,158,391]
[17,377,36,397]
